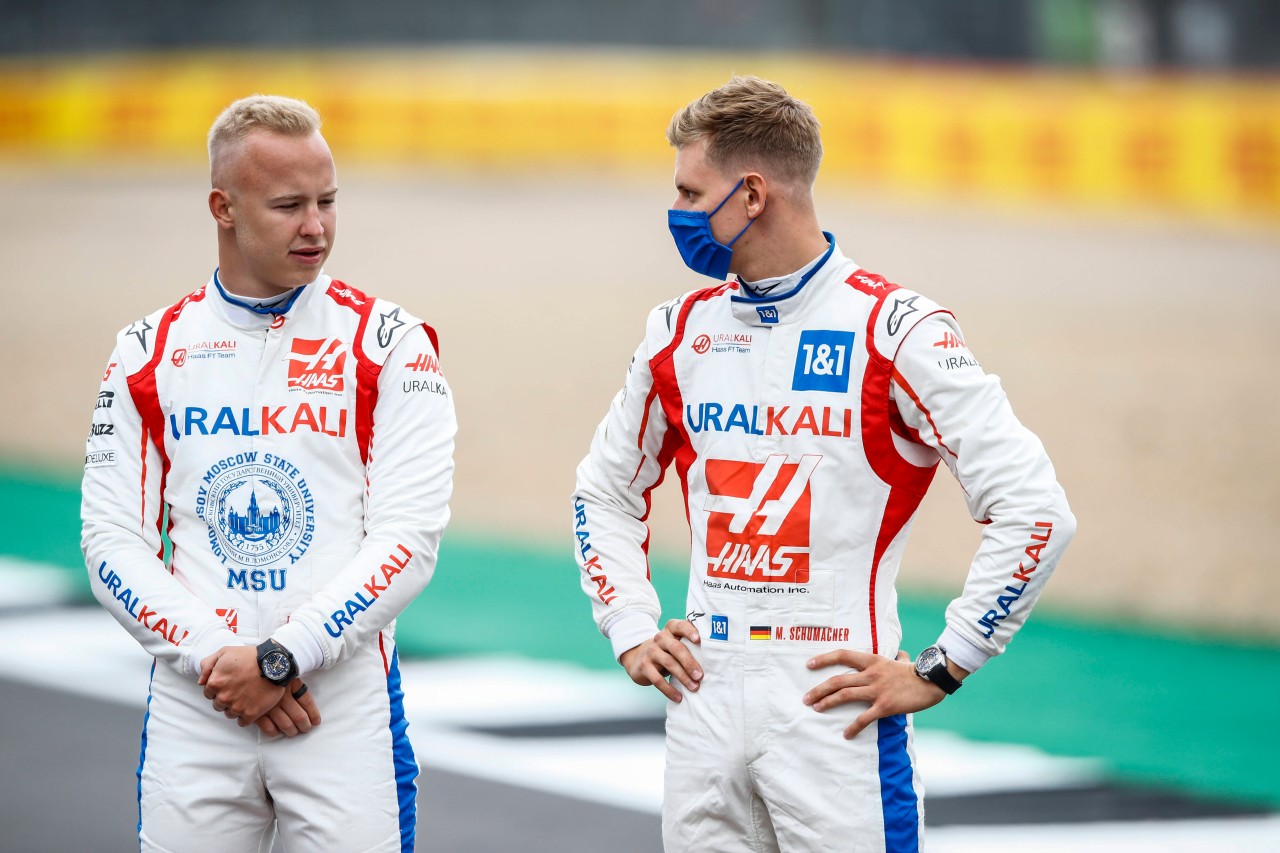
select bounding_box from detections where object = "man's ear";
[742,173,767,218]
[209,188,234,229]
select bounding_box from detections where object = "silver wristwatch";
[914,644,962,695]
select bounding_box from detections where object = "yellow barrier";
[1,50,1277,221]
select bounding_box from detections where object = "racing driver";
[572,76,1075,852]
[81,95,455,852]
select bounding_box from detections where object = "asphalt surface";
[4,672,1277,853]
[9,675,1277,853]
[0,678,662,853]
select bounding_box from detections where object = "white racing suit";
[573,238,1075,852]
[81,273,455,852]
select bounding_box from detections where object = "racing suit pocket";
[782,568,835,626]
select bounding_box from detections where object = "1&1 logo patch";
[792,330,855,393]
[710,615,729,641]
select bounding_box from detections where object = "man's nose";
[299,204,324,236]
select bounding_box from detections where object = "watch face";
[916,646,944,676]
[261,650,291,681]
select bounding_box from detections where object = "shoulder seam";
[124,286,207,380]
[649,283,734,370]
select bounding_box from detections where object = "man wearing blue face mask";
[666,175,759,281]
[572,76,1075,852]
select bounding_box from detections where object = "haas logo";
[215,608,239,633]
[703,455,819,583]
[287,338,348,392]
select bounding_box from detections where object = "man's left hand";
[803,649,952,740]
[255,678,323,737]
[199,645,285,726]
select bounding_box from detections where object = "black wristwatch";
[914,644,963,695]
[256,638,298,687]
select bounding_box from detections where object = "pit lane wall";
[1,49,1279,222]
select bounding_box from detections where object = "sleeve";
[572,306,679,660]
[890,313,1076,673]
[272,324,456,674]
[81,348,238,678]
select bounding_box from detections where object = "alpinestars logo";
[126,318,154,350]
[703,455,820,583]
[377,307,406,348]
[886,295,920,336]
[287,338,348,393]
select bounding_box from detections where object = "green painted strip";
[893,589,1280,809]
[0,464,88,583]
[7,463,1277,807]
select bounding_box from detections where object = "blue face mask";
[667,178,755,280]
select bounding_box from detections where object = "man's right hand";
[254,678,322,738]
[199,645,283,724]
[619,619,704,703]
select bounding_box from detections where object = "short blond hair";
[208,94,321,176]
[667,76,822,187]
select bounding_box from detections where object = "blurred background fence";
[5,0,1280,67]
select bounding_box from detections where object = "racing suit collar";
[728,233,848,327]
[209,269,328,329]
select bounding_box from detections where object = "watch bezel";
[915,644,962,694]
[915,645,946,679]
[256,639,298,686]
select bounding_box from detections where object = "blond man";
[82,95,455,852]
[573,76,1074,851]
